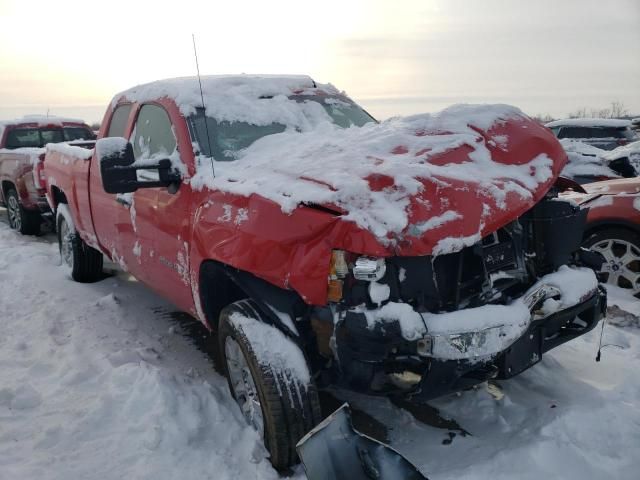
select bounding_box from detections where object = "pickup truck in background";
[43,75,606,470]
[0,116,95,234]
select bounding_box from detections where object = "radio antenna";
[192,33,215,178]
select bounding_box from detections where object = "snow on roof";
[0,115,86,127]
[114,74,331,124]
[545,118,632,128]
[191,103,555,242]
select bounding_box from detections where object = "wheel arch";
[1,180,15,201]
[584,219,640,240]
[198,260,306,337]
[48,185,68,211]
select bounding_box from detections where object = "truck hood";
[198,104,566,256]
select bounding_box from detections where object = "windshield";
[188,95,376,161]
[4,128,64,149]
[290,94,375,128]
[558,126,632,139]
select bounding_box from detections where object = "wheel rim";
[59,219,74,269]
[7,195,20,231]
[224,336,264,437]
[591,238,640,296]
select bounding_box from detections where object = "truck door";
[126,103,194,312]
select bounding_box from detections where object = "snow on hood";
[559,139,619,180]
[603,140,640,172]
[192,104,565,251]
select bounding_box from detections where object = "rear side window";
[64,127,96,141]
[4,128,64,148]
[558,126,628,139]
[131,104,176,160]
[107,104,133,137]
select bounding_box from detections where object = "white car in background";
[546,118,638,151]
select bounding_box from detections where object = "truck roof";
[113,74,337,120]
[0,115,88,128]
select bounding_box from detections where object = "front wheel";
[218,299,322,470]
[57,205,103,283]
[6,188,40,235]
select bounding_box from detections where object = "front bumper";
[412,286,606,401]
[333,285,606,401]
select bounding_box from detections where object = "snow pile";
[45,142,94,161]
[361,302,428,341]
[0,224,288,480]
[559,139,618,180]
[192,104,553,241]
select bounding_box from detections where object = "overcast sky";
[1,0,638,123]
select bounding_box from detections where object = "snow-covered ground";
[0,216,639,479]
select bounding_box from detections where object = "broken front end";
[310,193,607,401]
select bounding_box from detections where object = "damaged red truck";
[43,75,607,469]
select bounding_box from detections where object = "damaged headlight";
[417,325,519,360]
[352,257,386,281]
[328,251,387,302]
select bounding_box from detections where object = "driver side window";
[132,104,177,181]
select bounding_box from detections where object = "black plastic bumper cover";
[407,286,607,402]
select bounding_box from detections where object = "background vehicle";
[43,75,606,469]
[0,116,95,234]
[559,139,640,184]
[546,118,638,151]
[562,177,640,298]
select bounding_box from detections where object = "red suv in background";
[562,177,640,298]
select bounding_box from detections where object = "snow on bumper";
[366,266,599,361]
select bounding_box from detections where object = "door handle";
[116,197,132,208]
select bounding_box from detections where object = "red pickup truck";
[43,75,606,469]
[0,116,94,234]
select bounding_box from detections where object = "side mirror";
[97,137,181,194]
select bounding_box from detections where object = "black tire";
[218,299,322,470]
[57,208,103,283]
[6,188,40,235]
[583,227,640,297]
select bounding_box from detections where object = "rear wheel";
[218,299,322,470]
[584,228,640,298]
[57,206,103,282]
[6,188,40,235]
